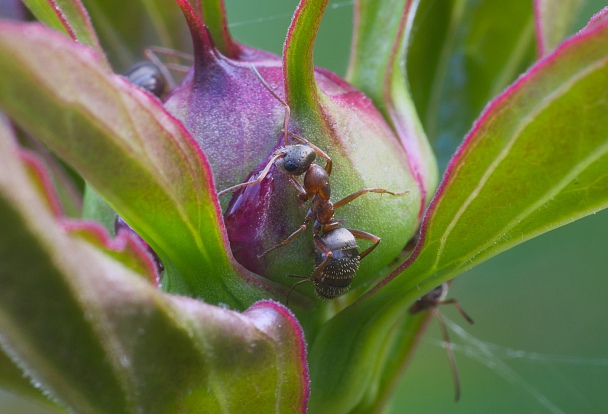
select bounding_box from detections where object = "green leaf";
[0,21,275,308]
[80,0,191,71]
[534,0,584,56]
[347,0,438,214]
[0,122,309,412]
[389,16,608,298]
[307,16,608,413]
[408,0,537,170]
[21,0,106,64]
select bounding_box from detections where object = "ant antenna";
[284,275,310,305]
[249,64,290,146]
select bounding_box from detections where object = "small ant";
[409,283,474,401]
[265,185,404,301]
[218,65,405,301]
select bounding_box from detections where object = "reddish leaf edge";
[581,6,608,32]
[246,300,310,413]
[61,219,160,286]
[282,0,326,117]
[19,149,64,218]
[47,0,77,41]
[382,0,430,217]
[32,0,106,66]
[196,0,242,59]
[20,147,160,286]
[365,14,608,296]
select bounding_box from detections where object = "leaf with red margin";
[20,146,158,284]
[21,0,106,64]
[347,0,438,217]
[582,6,608,32]
[61,220,160,286]
[19,149,65,218]
[385,17,608,298]
[0,21,277,308]
[307,17,608,413]
[0,117,310,412]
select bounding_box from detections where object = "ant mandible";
[409,283,474,401]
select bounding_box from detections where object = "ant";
[218,65,405,301]
[409,283,474,401]
[264,185,404,301]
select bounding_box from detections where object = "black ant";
[409,283,474,401]
[263,184,404,301]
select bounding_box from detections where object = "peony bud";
[164,2,421,298]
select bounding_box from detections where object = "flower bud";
[164,4,421,298]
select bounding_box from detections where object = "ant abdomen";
[314,228,360,299]
[124,61,167,98]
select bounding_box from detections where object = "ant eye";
[284,160,299,171]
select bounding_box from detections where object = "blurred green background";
[2,0,608,412]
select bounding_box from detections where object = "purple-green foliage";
[0,0,607,413]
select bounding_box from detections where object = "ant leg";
[146,46,194,61]
[249,64,290,147]
[307,235,333,283]
[347,229,381,260]
[439,299,475,325]
[217,152,284,197]
[334,188,407,209]
[145,46,193,73]
[143,48,178,89]
[287,131,332,175]
[287,175,308,199]
[431,308,462,402]
[257,210,314,258]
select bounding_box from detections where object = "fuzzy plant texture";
[0,0,608,413]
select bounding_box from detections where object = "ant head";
[276,144,316,176]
